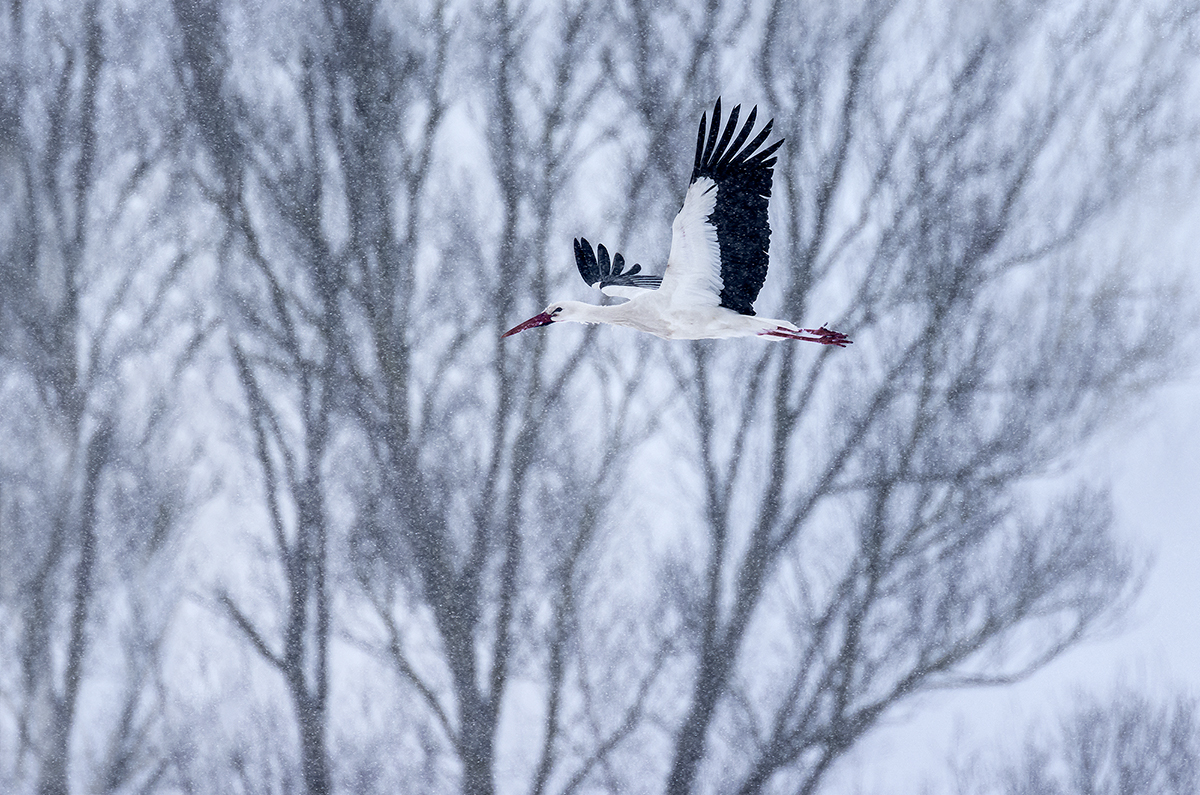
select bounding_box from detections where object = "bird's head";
[501,302,584,338]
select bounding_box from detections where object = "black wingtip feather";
[742,119,775,163]
[700,99,722,172]
[613,253,643,276]
[725,105,757,159]
[714,104,740,160]
[572,237,662,293]
[574,237,601,288]
[693,114,706,182]
[688,99,784,315]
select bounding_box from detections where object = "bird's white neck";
[555,300,616,324]
[553,299,669,336]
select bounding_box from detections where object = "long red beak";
[502,312,555,338]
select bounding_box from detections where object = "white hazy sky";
[827,198,1200,792]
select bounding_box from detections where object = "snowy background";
[2,0,1199,794]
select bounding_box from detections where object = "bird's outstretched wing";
[660,98,783,316]
[574,237,661,299]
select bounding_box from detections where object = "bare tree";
[170,0,353,789]
[347,2,663,792]
[596,1,1197,793]
[947,686,1200,795]
[350,1,1192,791]
[0,8,112,781]
[170,0,662,791]
[154,0,1198,793]
[0,0,198,792]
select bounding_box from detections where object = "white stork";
[502,99,851,347]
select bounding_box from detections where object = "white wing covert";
[661,176,724,310]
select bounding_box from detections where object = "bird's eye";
[552,306,563,315]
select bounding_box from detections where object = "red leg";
[798,325,852,346]
[759,326,852,346]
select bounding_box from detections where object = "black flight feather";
[574,237,661,292]
[690,98,783,316]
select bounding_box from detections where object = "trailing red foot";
[760,325,852,346]
[799,326,852,347]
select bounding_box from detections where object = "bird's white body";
[547,298,805,341]
[502,100,851,348]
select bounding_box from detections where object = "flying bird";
[502,99,851,347]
